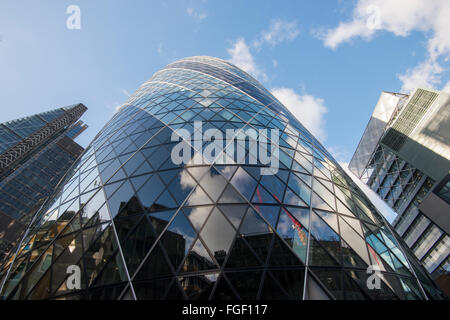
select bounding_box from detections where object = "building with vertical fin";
[349,88,450,296]
[0,58,444,300]
[0,104,87,263]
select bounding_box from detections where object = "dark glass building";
[0,105,87,263]
[0,58,444,300]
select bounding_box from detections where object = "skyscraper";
[349,88,449,296]
[0,104,87,263]
[0,58,443,300]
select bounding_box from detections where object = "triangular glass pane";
[309,236,340,267]
[252,185,277,204]
[113,214,143,243]
[314,209,339,232]
[305,273,330,300]
[310,268,343,300]
[130,174,152,191]
[211,274,239,300]
[199,168,228,201]
[271,269,305,299]
[281,186,306,207]
[107,180,135,218]
[83,226,120,287]
[147,209,177,237]
[311,192,333,211]
[239,207,272,236]
[226,271,263,299]
[133,160,153,176]
[166,170,196,205]
[288,174,311,205]
[160,211,197,272]
[199,208,236,264]
[285,206,310,228]
[153,189,178,210]
[164,278,184,300]
[338,217,371,265]
[259,272,289,299]
[225,236,262,268]
[183,206,214,232]
[89,252,129,288]
[114,196,144,220]
[185,186,213,206]
[341,239,369,269]
[268,235,304,266]
[215,165,237,180]
[276,210,308,263]
[136,174,165,209]
[120,216,158,275]
[135,243,174,280]
[218,204,247,229]
[177,273,215,300]
[341,215,364,237]
[218,184,246,203]
[253,205,279,229]
[230,167,258,201]
[179,237,218,273]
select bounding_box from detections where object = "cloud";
[317,0,450,93]
[187,7,208,21]
[398,59,443,93]
[340,162,397,223]
[120,89,130,97]
[271,87,327,141]
[443,81,450,94]
[254,19,300,48]
[157,42,163,56]
[227,38,268,82]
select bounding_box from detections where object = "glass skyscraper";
[0,105,87,263]
[0,57,444,300]
[349,88,449,296]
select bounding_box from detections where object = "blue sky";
[1,0,449,221]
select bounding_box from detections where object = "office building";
[349,88,449,296]
[0,58,443,300]
[0,105,87,263]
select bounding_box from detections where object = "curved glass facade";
[0,56,443,300]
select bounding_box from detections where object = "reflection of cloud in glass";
[277,213,291,235]
[185,206,212,231]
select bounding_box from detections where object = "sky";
[1,0,449,222]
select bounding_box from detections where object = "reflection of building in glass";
[0,105,87,264]
[0,58,445,300]
[349,88,450,296]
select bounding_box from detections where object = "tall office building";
[0,104,87,263]
[349,88,450,296]
[0,58,443,300]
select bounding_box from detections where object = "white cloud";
[340,162,397,223]
[318,0,450,93]
[271,87,327,141]
[398,59,443,93]
[254,19,300,48]
[187,7,208,21]
[157,42,163,56]
[227,38,268,82]
[120,89,130,97]
[443,81,450,94]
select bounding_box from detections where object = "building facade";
[0,105,87,263]
[349,88,450,296]
[0,58,444,300]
